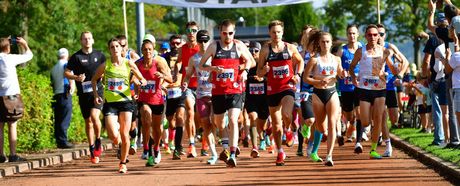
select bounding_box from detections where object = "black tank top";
[215,41,238,59]
[267,43,291,62]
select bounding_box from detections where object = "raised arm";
[428,0,437,34]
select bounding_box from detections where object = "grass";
[391,127,460,167]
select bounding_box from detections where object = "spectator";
[411,72,432,133]
[160,42,170,56]
[0,36,33,162]
[51,48,75,149]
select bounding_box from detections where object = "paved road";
[0,141,453,186]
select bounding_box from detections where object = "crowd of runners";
[30,0,460,174]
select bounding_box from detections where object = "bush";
[2,67,87,153]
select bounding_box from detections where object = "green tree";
[279,2,320,42]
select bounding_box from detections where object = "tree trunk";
[414,36,421,68]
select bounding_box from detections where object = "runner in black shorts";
[65,31,106,164]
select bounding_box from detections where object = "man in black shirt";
[64,31,106,163]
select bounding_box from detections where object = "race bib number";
[82,81,94,93]
[299,91,310,102]
[360,76,382,89]
[216,69,234,82]
[249,83,265,95]
[272,65,289,78]
[167,87,182,99]
[107,78,126,91]
[140,80,156,93]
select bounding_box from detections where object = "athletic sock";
[356,120,362,143]
[168,128,175,143]
[189,137,195,146]
[175,126,183,151]
[222,138,229,149]
[385,139,392,150]
[312,130,323,154]
[148,137,154,156]
[371,142,378,151]
[297,125,304,151]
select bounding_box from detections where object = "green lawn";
[391,128,460,167]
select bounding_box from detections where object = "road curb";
[390,133,460,183]
[0,142,113,178]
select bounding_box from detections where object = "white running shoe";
[383,148,392,157]
[154,152,161,164]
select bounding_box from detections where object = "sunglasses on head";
[186,28,198,34]
[222,31,234,36]
[379,32,385,37]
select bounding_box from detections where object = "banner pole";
[377,0,381,24]
[123,0,128,42]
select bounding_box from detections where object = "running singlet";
[358,46,386,90]
[192,53,212,98]
[299,52,313,102]
[137,57,164,105]
[312,54,338,83]
[181,44,200,88]
[384,42,397,91]
[339,43,362,92]
[211,41,242,95]
[266,43,294,95]
[103,59,132,103]
[246,67,267,95]
[67,49,106,95]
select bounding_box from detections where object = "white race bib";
[216,69,234,82]
[272,65,290,78]
[107,78,126,91]
[359,76,382,90]
[167,87,182,99]
[249,83,265,95]
[82,81,94,93]
[299,91,310,102]
[140,80,156,93]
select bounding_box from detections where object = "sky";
[312,0,327,8]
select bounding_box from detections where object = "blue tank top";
[300,52,313,93]
[338,43,362,92]
[384,42,397,91]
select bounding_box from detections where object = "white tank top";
[358,45,386,90]
[192,53,212,98]
[313,53,337,78]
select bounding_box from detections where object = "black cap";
[249,41,261,50]
[196,30,210,43]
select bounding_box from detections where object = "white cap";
[143,34,156,44]
[452,16,460,34]
[57,48,68,57]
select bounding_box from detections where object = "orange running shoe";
[187,145,197,158]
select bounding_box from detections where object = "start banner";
[124,0,312,8]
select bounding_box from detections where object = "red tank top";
[266,43,294,95]
[239,58,246,92]
[137,57,164,105]
[181,43,200,88]
[211,41,242,95]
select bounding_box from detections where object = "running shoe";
[301,124,311,139]
[118,164,127,173]
[346,137,353,143]
[154,153,161,164]
[235,147,241,157]
[250,148,260,158]
[324,155,334,166]
[201,149,209,156]
[306,144,313,157]
[268,145,275,154]
[259,140,267,151]
[285,131,294,147]
[370,150,382,159]
[146,156,155,166]
[219,149,230,162]
[180,148,187,155]
[362,133,369,142]
[90,156,100,164]
[338,136,345,146]
[94,140,103,157]
[129,139,137,155]
[275,152,286,166]
[226,155,237,168]
[165,146,172,154]
[207,156,218,165]
[377,136,383,146]
[187,146,197,158]
[310,153,323,162]
[354,143,363,154]
[383,148,393,157]
[141,150,149,160]
[169,141,175,151]
[172,149,181,160]
[296,150,304,157]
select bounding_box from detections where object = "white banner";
[125,0,312,8]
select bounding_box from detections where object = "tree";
[279,2,320,42]
[324,0,427,66]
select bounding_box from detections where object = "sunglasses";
[249,48,260,53]
[198,40,209,44]
[186,28,198,34]
[379,32,385,37]
[222,31,234,36]
[171,41,181,45]
[367,33,379,37]
[120,44,126,47]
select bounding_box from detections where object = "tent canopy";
[124,0,313,8]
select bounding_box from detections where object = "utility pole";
[136,2,145,55]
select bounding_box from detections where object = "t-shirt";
[423,33,442,82]
[51,59,70,95]
[67,49,106,95]
[448,52,460,89]
[434,44,446,81]
[0,50,33,96]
